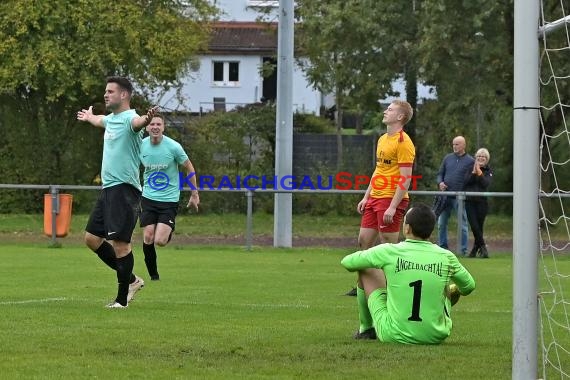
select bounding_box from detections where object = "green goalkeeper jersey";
[341,239,476,344]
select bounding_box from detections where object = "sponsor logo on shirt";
[395,257,444,277]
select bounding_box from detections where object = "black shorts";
[139,197,179,231]
[85,184,141,243]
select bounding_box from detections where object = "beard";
[105,101,119,112]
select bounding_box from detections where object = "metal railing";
[0,183,517,251]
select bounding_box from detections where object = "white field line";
[0,297,348,309]
[0,297,67,305]
[0,298,510,314]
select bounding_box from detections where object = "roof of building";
[209,22,277,54]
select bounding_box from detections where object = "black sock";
[143,243,158,277]
[95,241,136,283]
[115,253,134,306]
[95,241,117,270]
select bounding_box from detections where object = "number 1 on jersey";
[408,280,423,322]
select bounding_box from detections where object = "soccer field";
[0,244,567,379]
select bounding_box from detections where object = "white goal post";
[514,1,570,379]
[513,1,539,379]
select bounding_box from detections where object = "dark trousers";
[465,200,488,248]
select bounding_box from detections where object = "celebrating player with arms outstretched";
[77,76,158,308]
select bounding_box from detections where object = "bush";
[293,113,335,133]
[178,105,367,215]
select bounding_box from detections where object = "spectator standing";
[436,136,474,255]
[464,148,493,258]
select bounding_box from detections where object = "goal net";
[537,2,570,379]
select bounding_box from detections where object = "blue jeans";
[437,198,469,254]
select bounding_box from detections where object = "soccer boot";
[345,287,357,297]
[127,275,145,302]
[353,328,377,340]
[106,301,128,309]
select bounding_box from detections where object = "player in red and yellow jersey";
[358,100,416,247]
[346,100,416,297]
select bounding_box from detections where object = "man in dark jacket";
[436,136,474,255]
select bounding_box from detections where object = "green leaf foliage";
[181,105,344,214]
[296,0,415,112]
[295,0,542,208]
[0,0,218,96]
[0,0,218,212]
[418,0,513,113]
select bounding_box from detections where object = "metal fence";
[0,183,515,251]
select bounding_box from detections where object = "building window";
[212,61,240,87]
[213,97,226,112]
[213,62,224,82]
[228,62,239,82]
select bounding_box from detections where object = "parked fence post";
[50,186,59,247]
[457,192,466,255]
[246,190,254,251]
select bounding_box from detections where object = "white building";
[154,0,330,115]
[213,0,280,21]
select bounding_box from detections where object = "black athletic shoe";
[353,328,377,340]
[345,287,357,297]
[467,245,479,258]
[479,245,489,258]
[150,274,160,281]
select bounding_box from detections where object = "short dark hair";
[106,76,133,95]
[404,203,436,239]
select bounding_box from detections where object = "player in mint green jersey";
[140,115,199,280]
[77,76,158,308]
[341,203,475,344]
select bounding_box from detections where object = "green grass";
[0,212,518,239]
[0,244,568,379]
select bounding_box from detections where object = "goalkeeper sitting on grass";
[341,203,475,344]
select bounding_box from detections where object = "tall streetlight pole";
[273,0,294,247]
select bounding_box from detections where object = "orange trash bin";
[44,193,73,237]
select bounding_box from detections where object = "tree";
[417,0,521,202]
[296,0,419,175]
[0,0,217,211]
[296,1,408,113]
[295,0,521,199]
[418,0,513,137]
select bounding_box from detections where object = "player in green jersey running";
[140,114,199,280]
[341,203,475,344]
